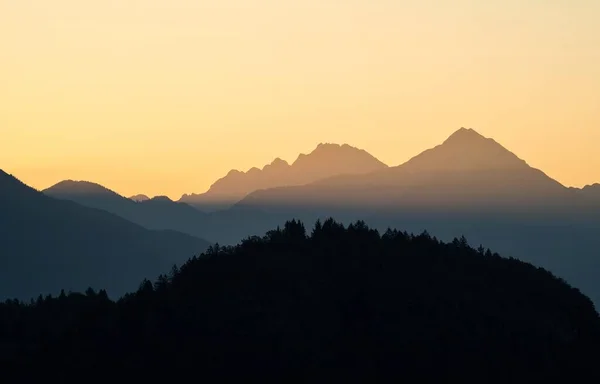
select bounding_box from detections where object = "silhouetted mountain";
[179,143,388,211]
[44,181,213,241]
[43,180,280,246]
[237,128,569,211]
[0,170,209,301]
[151,195,173,202]
[45,180,127,208]
[1,219,599,381]
[129,194,150,202]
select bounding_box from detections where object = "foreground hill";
[179,143,388,211]
[0,170,209,300]
[1,219,598,381]
[44,180,212,241]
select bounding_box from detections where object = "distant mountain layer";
[179,143,388,211]
[1,171,209,300]
[236,128,572,211]
[44,181,213,242]
[44,180,283,247]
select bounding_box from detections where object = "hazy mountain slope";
[179,143,388,211]
[0,171,209,300]
[44,181,212,241]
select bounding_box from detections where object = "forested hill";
[1,219,599,382]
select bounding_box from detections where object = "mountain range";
[0,170,209,300]
[45,180,212,241]
[179,143,388,211]
[9,127,600,306]
[236,128,574,212]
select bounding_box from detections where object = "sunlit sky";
[1,0,599,199]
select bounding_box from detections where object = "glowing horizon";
[2,1,599,199]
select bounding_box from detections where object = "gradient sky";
[1,0,599,199]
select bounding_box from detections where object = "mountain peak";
[262,157,290,172]
[46,180,116,195]
[270,157,288,167]
[401,128,529,173]
[150,195,173,203]
[315,142,341,149]
[292,143,387,170]
[130,194,150,202]
[311,142,359,155]
[227,169,242,177]
[443,127,487,145]
[178,143,387,207]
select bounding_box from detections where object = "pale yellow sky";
[1,0,599,199]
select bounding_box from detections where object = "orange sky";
[1,0,599,199]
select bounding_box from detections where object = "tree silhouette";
[0,219,599,382]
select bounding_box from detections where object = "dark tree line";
[1,219,599,382]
